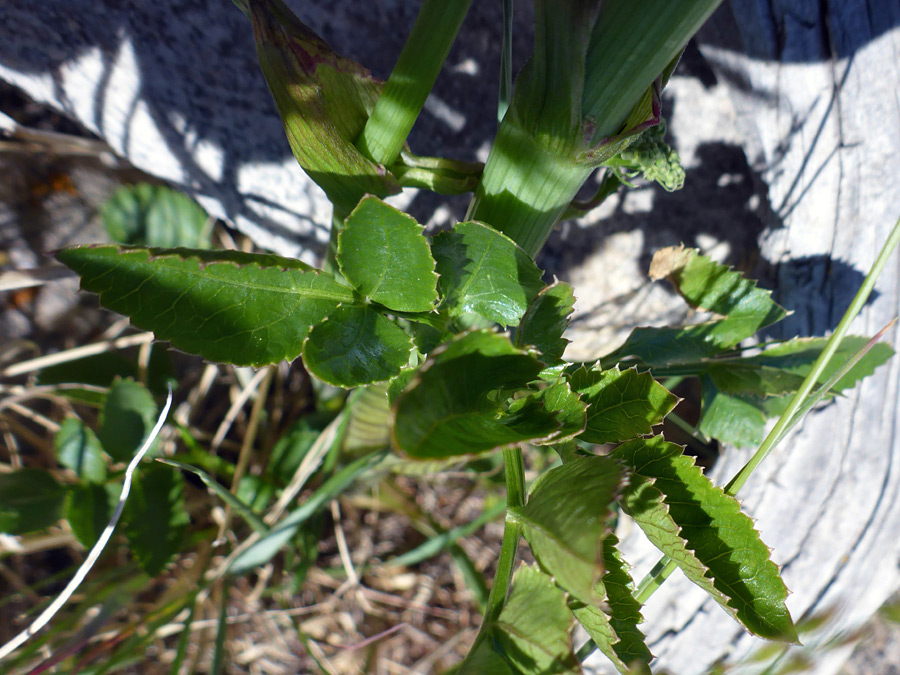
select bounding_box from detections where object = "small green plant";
[3,1,898,672]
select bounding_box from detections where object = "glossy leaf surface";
[516,280,576,364]
[612,436,797,642]
[338,196,438,312]
[572,534,652,674]
[432,222,544,327]
[392,331,554,458]
[649,246,786,348]
[570,365,677,443]
[519,455,622,605]
[57,246,355,366]
[303,305,413,386]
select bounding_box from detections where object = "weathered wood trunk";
[601,2,900,673]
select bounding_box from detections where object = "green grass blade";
[726,215,900,496]
[158,459,269,534]
[227,450,386,575]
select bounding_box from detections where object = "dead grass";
[0,210,501,673]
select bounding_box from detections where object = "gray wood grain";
[592,2,900,673]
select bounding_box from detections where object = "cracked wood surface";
[600,2,900,673]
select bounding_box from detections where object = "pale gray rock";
[0,0,532,262]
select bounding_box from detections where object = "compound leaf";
[519,455,623,605]
[56,417,108,483]
[0,469,66,535]
[516,281,576,364]
[56,246,355,367]
[337,196,438,312]
[432,222,544,327]
[570,365,677,444]
[611,436,797,642]
[572,534,652,674]
[303,305,413,387]
[392,331,555,459]
[124,463,189,576]
[649,246,786,348]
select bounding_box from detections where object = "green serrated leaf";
[570,365,677,444]
[600,324,721,369]
[56,417,108,483]
[743,336,895,393]
[392,331,555,459]
[527,379,587,444]
[699,375,767,448]
[56,246,355,367]
[516,281,576,363]
[612,436,797,642]
[649,246,787,347]
[0,469,66,535]
[303,305,413,387]
[492,564,581,674]
[337,196,438,312]
[519,455,622,605]
[572,534,653,674]
[102,183,211,248]
[99,379,159,463]
[65,482,118,548]
[124,463,189,576]
[432,221,545,327]
[705,363,808,398]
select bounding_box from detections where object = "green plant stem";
[634,214,900,606]
[581,0,721,138]
[468,0,723,258]
[724,215,900,495]
[356,0,472,167]
[468,122,593,257]
[667,411,713,446]
[472,447,526,648]
[498,0,514,123]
